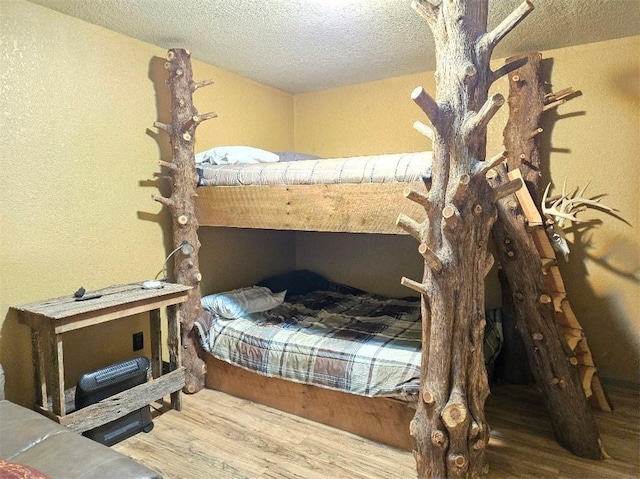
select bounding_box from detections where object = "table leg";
[50,332,65,416]
[149,309,162,379]
[167,304,182,411]
[31,329,47,409]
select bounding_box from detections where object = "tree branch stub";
[419,243,443,273]
[405,187,431,208]
[413,121,436,142]
[411,86,440,131]
[464,93,505,138]
[396,213,423,241]
[191,79,215,91]
[480,1,535,53]
[401,276,429,296]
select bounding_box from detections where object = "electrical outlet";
[133,332,144,351]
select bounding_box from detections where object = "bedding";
[275,152,321,162]
[195,146,279,165]
[197,151,432,187]
[196,287,503,401]
[201,286,286,319]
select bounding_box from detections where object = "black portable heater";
[75,356,154,446]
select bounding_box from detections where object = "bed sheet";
[197,289,503,401]
[197,151,432,187]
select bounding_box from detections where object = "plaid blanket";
[197,290,502,401]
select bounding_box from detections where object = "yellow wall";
[1,0,638,409]
[0,0,295,406]
[294,36,640,385]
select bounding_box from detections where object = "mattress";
[196,288,503,401]
[197,152,433,187]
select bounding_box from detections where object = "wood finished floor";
[113,384,639,478]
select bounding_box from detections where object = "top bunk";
[194,147,432,234]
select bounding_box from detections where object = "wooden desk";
[12,282,190,432]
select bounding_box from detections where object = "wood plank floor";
[113,384,639,478]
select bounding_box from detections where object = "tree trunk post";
[402,1,534,477]
[489,52,606,459]
[153,48,217,394]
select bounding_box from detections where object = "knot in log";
[422,388,435,406]
[469,421,481,438]
[448,453,468,470]
[431,429,447,448]
[539,294,552,304]
[453,174,471,203]
[461,63,477,84]
[442,402,468,430]
[485,168,498,180]
[409,418,418,437]
[472,439,486,450]
[442,205,461,231]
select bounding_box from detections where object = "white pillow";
[195,146,279,165]
[201,286,286,319]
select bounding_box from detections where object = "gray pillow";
[276,151,321,162]
[201,286,286,319]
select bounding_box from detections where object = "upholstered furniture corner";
[0,365,162,479]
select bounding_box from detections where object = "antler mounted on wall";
[542,180,617,261]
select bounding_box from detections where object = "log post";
[489,52,605,459]
[153,49,216,394]
[403,1,533,477]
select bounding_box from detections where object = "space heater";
[75,356,154,446]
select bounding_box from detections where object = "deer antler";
[541,180,617,261]
[542,180,615,228]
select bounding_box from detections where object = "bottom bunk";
[195,271,503,449]
[205,355,415,450]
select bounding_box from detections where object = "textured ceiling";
[28,0,640,93]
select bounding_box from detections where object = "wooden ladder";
[510,169,612,411]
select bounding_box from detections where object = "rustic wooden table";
[12,282,191,432]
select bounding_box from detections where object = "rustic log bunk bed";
[153,2,609,475]
[189,150,504,451]
[151,48,467,450]
[195,151,429,234]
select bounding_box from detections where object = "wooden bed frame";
[195,181,426,233]
[193,179,426,449]
[205,355,414,451]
